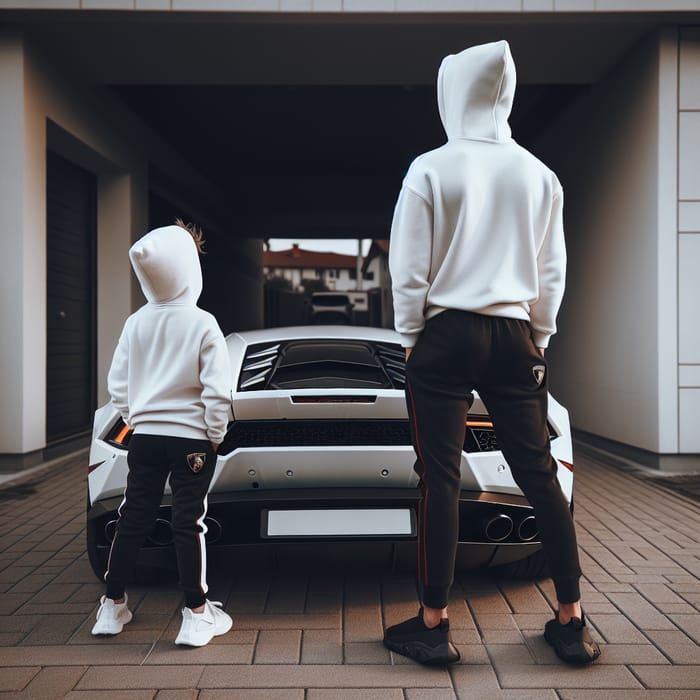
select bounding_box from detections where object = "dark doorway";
[46,152,97,443]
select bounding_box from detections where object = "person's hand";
[211,442,219,454]
[537,347,545,358]
[405,347,413,361]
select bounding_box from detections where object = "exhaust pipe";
[204,517,222,544]
[517,516,538,542]
[484,514,513,542]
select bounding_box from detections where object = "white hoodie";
[107,225,231,444]
[389,40,566,349]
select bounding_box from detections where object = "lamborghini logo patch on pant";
[532,365,546,386]
[187,453,207,473]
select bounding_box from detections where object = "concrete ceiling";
[8,10,669,238]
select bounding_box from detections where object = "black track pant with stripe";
[405,310,582,610]
[105,434,216,609]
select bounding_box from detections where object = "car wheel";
[495,548,548,580]
[86,513,109,581]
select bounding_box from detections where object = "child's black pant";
[105,434,216,609]
[405,309,582,610]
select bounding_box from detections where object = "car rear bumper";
[87,487,544,568]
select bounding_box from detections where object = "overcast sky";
[267,238,372,256]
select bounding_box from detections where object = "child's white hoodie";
[389,40,566,349]
[108,225,231,444]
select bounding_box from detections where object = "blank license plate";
[263,508,414,538]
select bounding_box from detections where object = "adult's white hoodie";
[108,225,231,444]
[389,40,566,349]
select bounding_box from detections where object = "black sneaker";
[544,611,601,665]
[383,608,461,666]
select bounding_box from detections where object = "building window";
[349,269,357,280]
[363,271,374,281]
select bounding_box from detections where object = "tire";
[86,515,109,581]
[495,548,548,580]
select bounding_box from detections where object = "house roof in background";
[264,246,359,270]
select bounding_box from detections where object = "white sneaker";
[174,600,233,647]
[91,594,133,635]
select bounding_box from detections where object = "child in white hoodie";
[91,221,233,647]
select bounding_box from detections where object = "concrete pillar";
[534,28,697,470]
[0,30,46,468]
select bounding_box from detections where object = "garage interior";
[1,8,697,468]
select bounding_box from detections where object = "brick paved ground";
[0,450,699,699]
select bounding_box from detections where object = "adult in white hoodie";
[384,41,600,666]
[91,224,233,647]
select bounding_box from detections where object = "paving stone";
[498,581,552,614]
[199,664,452,688]
[65,691,156,699]
[144,641,253,665]
[481,629,526,645]
[0,644,152,666]
[20,613,86,646]
[630,664,700,688]
[451,628,482,644]
[77,666,204,690]
[305,574,343,614]
[254,629,301,664]
[19,666,87,698]
[591,643,669,664]
[344,577,383,642]
[154,691,198,700]
[496,663,642,688]
[265,575,308,614]
[471,613,518,631]
[300,629,343,664]
[200,692,304,700]
[231,613,340,630]
[307,691,404,700]
[667,613,700,644]
[444,597,476,630]
[0,667,39,691]
[643,629,700,664]
[486,643,535,667]
[8,573,57,595]
[558,692,693,699]
[405,691,458,700]
[450,664,502,696]
[0,593,32,614]
[343,641,391,664]
[586,613,649,644]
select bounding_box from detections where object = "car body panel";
[87,325,573,577]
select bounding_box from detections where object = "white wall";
[535,29,679,454]
[0,30,261,461]
[678,27,700,452]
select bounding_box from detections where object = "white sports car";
[87,325,574,580]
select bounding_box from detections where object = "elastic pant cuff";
[105,583,125,601]
[422,584,449,610]
[553,575,581,605]
[185,594,207,610]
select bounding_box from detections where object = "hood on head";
[437,40,516,142]
[129,225,202,305]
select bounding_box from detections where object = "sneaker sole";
[544,628,601,665]
[91,612,133,636]
[175,616,233,647]
[384,637,460,666]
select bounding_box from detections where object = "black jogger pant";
[405,310,582,609]
[105,434,216,609]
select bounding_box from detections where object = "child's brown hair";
[175,217,206,255]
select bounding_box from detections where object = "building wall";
[678,27,700,453]
[0,1,697,14]
[534,29,685,458]
[0,29,261,465]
